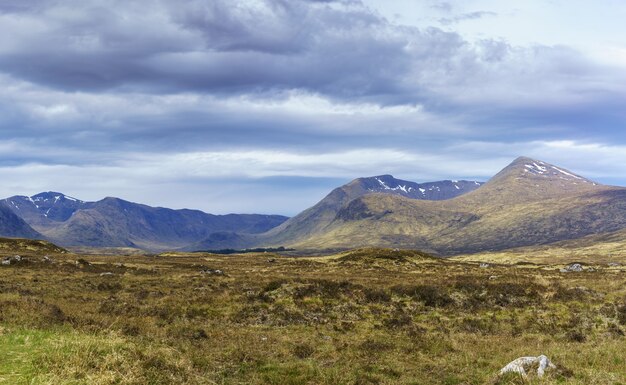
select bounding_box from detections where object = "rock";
[561,263,583,273]
[42,256,53,263]
[2,256,25,265]
[499,355,556,378]
[200,269,224,275]
[608,262,621,267]
[99,272,114,277]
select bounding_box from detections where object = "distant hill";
[1,194,288,251]
[186,175,483,251]
[0,202,42,239]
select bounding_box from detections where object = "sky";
[1,0,626,215]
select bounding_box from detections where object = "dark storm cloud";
[0,0,409,97]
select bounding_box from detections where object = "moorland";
[1,239,625,385]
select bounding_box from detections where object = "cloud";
[430,2,453,13]
[0,0,625,214]
[438,11,497,25]
[0,0,619,109]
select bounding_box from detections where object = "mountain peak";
[31,191,83,203]
[352,175,484,200]
[499,157,596,184]
[457,156,602,206]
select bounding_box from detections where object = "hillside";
[0,236,66,254]
[0,202,43,240]
[453,227,626,264]
[38,197,288,250]
[186,175,483,251]
[238,156,626,255]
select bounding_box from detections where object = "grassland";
[1,246,626,384]
[453,228,626,265]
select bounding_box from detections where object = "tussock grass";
[0,248,625,384]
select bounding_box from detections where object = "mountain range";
[0,176,483,251]
[188,156,626,255]
[1,193,289,250]
[185,176,484,251]
[2,156,625,255]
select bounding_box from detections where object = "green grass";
[0,327,132,385]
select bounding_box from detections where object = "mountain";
[2,194,288,250]
[195,156,625,255]
[41,197,288,250]
[0,202,43,239]
[271,156,624,254]
[2,192,89,228]
[187,175,483,251]
[352,175,483,200]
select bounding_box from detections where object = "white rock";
[499,355,556,378]
[561,263,583,272]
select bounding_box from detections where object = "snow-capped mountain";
[360,175,483,200]
[2,192,88,226]
[521,159,596,184]
[188,174,485,251]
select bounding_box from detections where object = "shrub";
[292,343,315,359]
[391,285,453,307]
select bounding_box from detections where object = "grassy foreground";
[1,248,626,384]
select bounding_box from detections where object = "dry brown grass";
[0,247,625,384]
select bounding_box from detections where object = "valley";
[2,156,626,384]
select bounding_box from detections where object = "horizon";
[3,155,619,216]
[2,1,626,215]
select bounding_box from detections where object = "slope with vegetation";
[251,157,626,255]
